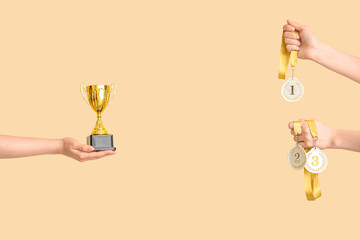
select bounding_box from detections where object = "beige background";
[0,0,359,239]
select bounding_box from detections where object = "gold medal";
[279,31,303,102]
[281,76,304,102]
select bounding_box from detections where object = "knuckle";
[302,125,308,133]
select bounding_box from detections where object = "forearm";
[0,135,62,159]
[312,42,360,84]
[331,129,360,152]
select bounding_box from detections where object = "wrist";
[309,41,326,62]
[54,138,65,155]
[330,129,341,149]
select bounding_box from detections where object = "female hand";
[60,137,116,162]
[288,119,335,149]
[283,19,320,60]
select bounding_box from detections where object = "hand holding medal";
[288,121,307,170]
[288,120,328,200]
[279,30,304,102]
[304,120,328,174]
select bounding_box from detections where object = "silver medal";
[288,144,307,170]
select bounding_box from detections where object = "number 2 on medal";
[290,85,294,95]
[294,153,300,163]
[312,156,319,166]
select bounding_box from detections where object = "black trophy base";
[87,134,116,152]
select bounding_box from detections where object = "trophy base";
[87,134,116,152]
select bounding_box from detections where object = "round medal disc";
[288,144,307,170]
[305,147,328,173]
[281,77,304,102]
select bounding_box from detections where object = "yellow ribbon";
[304,167,321,200]
[293,121,301,135]
[304,120,321,201]
[293,120,322,200]
[279,31,298,79]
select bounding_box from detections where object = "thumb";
[287,19,305,32]
[80,144,95,152]
[70,139,94,152]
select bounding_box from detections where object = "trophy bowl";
[80,84,116,151]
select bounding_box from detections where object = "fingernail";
[89,146,94,151]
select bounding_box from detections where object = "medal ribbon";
[293,120,321,200]
[305,120,321,200]
[279,31,298,79]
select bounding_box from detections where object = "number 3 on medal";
[312,156,319,166]
[305,148,328,174]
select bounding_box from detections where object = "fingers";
[283,30,301,53]
[298,139,315,149]
[284,38,301,47]
[290,129,295,135]
[287,19,306,32]
[286,45,300,53]
[300,119,309,133]
[289,119,312,146]
[283,22,301,53]
[289,119,306,128]
[283,24,295,32]
[78,150,116,162]
[283,31,300,39]
[70,139,94,153]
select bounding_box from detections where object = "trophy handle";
[80,83,89,105]
[109,84,116,105]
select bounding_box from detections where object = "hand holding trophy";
[80,84,116,151]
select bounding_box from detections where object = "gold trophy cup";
[80,84,116,151]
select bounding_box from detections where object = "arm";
[283,19,360,84]
[0,135,115,162]
[331,129,360,152]
[288,120,360,152]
